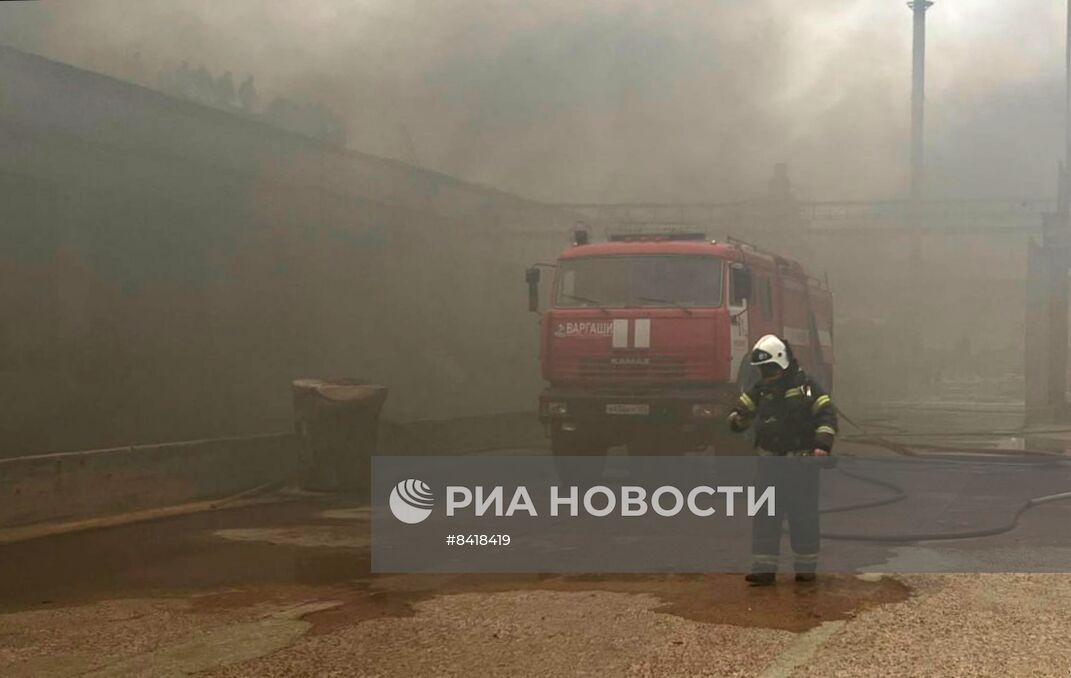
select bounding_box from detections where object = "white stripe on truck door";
[612,319,629,348]
[633,319,651,348]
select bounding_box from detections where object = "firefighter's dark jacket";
[728,363,837,454]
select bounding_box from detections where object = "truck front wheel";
[550,428,607,456]
[711,431,753,456]
[626,429,687,455]
[550,428,607,483]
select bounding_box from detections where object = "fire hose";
[814,408,1071,542]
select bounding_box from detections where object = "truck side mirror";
[730,263,752,304]
[525,267,541,312]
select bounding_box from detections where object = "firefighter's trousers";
[751,454,820,574]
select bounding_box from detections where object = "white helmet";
[749,334,790,370]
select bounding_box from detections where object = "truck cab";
[527,230,833,456]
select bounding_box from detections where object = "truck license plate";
[606,403,649,415]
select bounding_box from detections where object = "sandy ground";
[2,571,1071,676]
[3,402,1071,676]
[0,495,1069,677]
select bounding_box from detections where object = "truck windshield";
[554,255,724,309]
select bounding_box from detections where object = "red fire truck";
[526,229,834,456]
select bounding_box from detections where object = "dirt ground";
[1,494,1070,677]
[3,401,1071,676]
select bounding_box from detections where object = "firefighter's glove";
[728,410,751,433]
[813,451,836,469]
[811,445,835,468]
[814,434,835,455]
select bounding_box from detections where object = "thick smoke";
[0,0,1065,202]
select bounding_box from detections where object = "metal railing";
[552,198,1056,234]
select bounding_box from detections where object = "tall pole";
[909,1,932,200]
[1065,0,1071,215]
[906,1,932,392]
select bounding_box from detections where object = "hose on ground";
[812,405,1071,542]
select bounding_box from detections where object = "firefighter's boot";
[745,572,776,586]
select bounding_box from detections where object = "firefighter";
[727,334,837,585]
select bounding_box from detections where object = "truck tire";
[551,429,607,484]
[711,431,753,456]
[626,429,686,456]
[550,429,607,454]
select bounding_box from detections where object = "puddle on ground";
[291,571,910,635]
[0,500,910,633]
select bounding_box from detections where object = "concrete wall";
[0,433,296,528]
[0,46,569,455]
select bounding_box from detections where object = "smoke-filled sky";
[0,0,1066,202]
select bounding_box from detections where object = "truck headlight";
[691,403,717,418]
[547,401,568,416]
